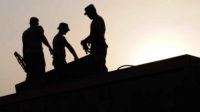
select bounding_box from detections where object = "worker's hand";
[81,40,89,54]
[83,45,90,54]
[74,56,79,61]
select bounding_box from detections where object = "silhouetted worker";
[81,4,108,73]
[22,17,53,83]
[53,23,78,70]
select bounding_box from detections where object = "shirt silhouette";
[22,17,53,82]
[81,4,108,73]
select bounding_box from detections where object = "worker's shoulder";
[93,15,105,25]
[54,34,66,42]
[32,26,44,33]
[22,27,31,36]
[35,25,44,31]
[96,15,104,21]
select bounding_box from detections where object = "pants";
[90,47,108,74]
[53,57,67,70]
[24,51,45,83]
[53,57,68,80]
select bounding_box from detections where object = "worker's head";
[84,4,97,19]
[57,22,70,35]
[30,17,39,26]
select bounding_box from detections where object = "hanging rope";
[117,65,134,70]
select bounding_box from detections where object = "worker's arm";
[65,40,78,61]
[38,26,53,55]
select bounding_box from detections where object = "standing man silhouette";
[22,17,53,83]
[81,4,108,73]
[52,23,78,70]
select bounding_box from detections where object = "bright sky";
[1,0,200,96]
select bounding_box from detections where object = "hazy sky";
[1,0,200,96]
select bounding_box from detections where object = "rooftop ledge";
[1,54,200,105]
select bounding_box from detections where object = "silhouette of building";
[1,54,200,111]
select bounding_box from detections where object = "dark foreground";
[1,54,200,112]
